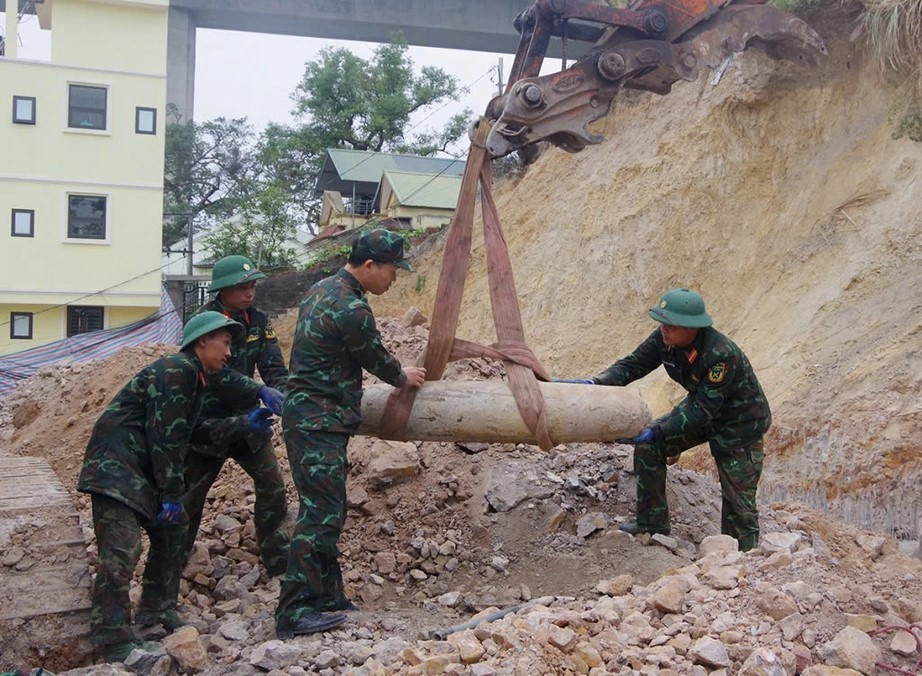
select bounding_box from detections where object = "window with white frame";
[68,84,107,130]
[135,107,156,134]
[67,194,107,240]
[10,312,33,339]
[67,306,104,337]
[11,209,34,237]
[13,96,36,124]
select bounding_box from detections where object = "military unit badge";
[707,362,726,383]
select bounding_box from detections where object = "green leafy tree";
[162,105,259,246]
[202,181,299,269]
[260,34,471,228]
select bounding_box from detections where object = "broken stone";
[485,470,529,512]
[400,306,427,328]
[689,637,731,669]
[890,630,916,656]
[698,535,739,558]
[374,551,397,574]
[738,647,786,676]
[124,647,167,675]
[576,512,607,538]
[651,534,679,552]
[844,614,877,632]
[312,650,340,670]
[218,620,249,641]
[596,574,633,596]
[365,440,420,488]
[653,582,686,615]
[761,532,802,553]
[447,630,486,664]
[163,626,209,673]
[212,515,242,534]
[759,550,794,571]
[705,565,742,590]
[249,640,301,671]
[547,625,578,653]
[757,588,799,621]
[490,556,509,572]
[438,591,463,607]
[779,613,804,641]
[854,533,886,559]
[818,626,881,674]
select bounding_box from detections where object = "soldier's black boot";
[619,521,671,536]
[276,611,346,639]
[103,639,162,663]
[135,609,187,639]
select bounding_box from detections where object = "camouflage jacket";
[594,327,771,454]
[77,351,208,520]
[285,268,407,433]
[191,298,288,454]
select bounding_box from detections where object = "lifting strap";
[380,119,555,450]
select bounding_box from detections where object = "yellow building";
[0,0,167,355]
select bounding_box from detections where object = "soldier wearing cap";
[559,288,771,551]
[179,255,291,580]
[77,312,245,662]
[275,228,426,639]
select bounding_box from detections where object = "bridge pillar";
[167,7,196,121]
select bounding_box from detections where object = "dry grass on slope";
[862,0,922,86]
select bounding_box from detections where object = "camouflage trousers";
[634,439,764,550]
[275,428,349,629]
[89,494,185,646]
[180,440,290,576]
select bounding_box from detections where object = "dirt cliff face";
[372,11,922,535]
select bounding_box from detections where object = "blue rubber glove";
[156,502,185,525]
[258,386,284,415]
[247,407,274,433]
[551,378,595,385]
[616,427,658,445]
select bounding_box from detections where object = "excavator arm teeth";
[486,0,826,159]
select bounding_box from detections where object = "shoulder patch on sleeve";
[264,325,277,340]
[707,362,726,384]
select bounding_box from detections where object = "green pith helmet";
[648,288,713,328]
[181,311,244,350]
[207,255,267,293]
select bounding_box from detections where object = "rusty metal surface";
[486,0,827,158]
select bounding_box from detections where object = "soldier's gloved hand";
[616,427,658,445]
[247,407,274,433]
[552,378,595,385]
[156,502,185,525]
[258,386,284,415]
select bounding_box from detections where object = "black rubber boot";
[618,521,671,536]
[276,611,346,639]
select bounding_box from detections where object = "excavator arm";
[486,0,826,158]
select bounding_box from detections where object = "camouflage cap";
[208,255,268,293]
[352,229,413,271]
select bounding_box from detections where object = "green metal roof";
[377,170,463,210]
[315,148,466,196]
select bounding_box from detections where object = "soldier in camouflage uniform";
[561,289,771,551]
[275,229,426,639]
[180,255,290,578]
[77,312,245,663]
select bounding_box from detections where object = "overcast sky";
[8,16,511,157]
